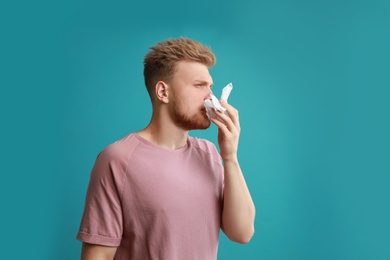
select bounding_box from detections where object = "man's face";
[168,61,214,130]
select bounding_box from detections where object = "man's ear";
[155,81,170,103]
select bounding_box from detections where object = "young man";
[77,37,255,259]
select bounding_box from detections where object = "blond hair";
[143,37,216,98]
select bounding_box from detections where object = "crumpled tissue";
[204,83,233,121]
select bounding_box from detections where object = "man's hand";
[210,99,241,162]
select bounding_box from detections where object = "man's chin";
[194,120,211,130]
[195,124,211,130]
[175,113,211,131]
[182,119,211,131]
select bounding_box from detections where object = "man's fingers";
[214,110,236,132]
[218,101,241,132]
[213,112,241,137]
[210,116,230,134]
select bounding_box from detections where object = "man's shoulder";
[188,136,220,159]
[188,136,214,148]
[98,133,139,161]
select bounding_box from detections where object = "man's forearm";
[81,243,117,260]
[221,158,255,244]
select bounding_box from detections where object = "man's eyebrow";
[194,80,214,87]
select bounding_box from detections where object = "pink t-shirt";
[77,133,224,259]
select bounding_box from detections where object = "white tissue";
[221,83,233,102]
[204,83,233,121]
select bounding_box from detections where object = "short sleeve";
[76,144,127,246]
[209,142,225,201]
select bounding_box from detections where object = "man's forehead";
[174,61,212,82]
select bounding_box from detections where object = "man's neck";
[137,116,188,150]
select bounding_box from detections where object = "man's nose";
[207,86,214,96]
[205,88,213,99]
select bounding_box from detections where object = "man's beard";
[171,100,211,131]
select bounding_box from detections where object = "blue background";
[1,0,389,259]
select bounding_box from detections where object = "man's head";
[143,37,216,101]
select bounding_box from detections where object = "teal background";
[1,0,389,259]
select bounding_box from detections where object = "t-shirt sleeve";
[206,140,225,201]
[76,144,127,246]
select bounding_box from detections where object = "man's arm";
[210,100,256,244]
[81,243,117,260]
